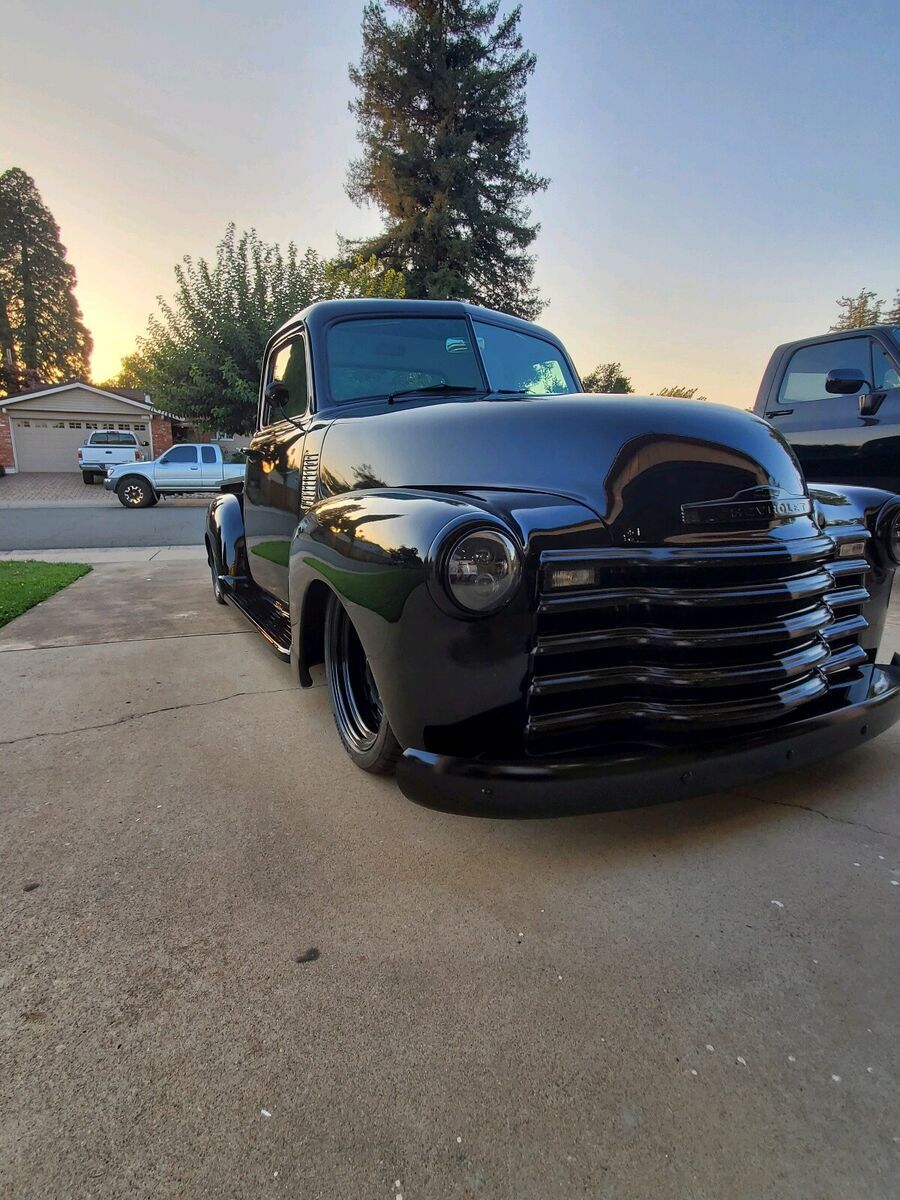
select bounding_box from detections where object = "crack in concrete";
[0,687,299,748]
[0,628,254,654]
[733,788,899,841]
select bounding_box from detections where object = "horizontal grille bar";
[822,643,869,677]
[540,534,836,571]
[535,602,834,656]
[527,673,829,736]
[530,639,830,697]
[822,612,869,644]
[539,568,834,614]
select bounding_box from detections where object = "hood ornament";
[681,485,811,526]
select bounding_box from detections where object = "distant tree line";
[830,288,900,330]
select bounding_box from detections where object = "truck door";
[154,444,200,488]
[200,444,222,488]
[243,330,310,601]
[763,334,900,488]
[864,338,900,490]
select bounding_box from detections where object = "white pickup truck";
[103,443,245,508]
[78,429,150,484]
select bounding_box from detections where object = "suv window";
[159,446,198,464]
[201,445,217,464]
[778,337,870,404]
[873,341,900,391]
[267,335,309,420]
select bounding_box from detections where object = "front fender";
[288,488,604,753]
[810,483,898,658]
[206,492,248,589]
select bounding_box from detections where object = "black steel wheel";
[116,477,155,508]
[324,594,401,774]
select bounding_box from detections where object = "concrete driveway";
[1,561,898,1199]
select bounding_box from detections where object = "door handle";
[190,466,199,470]
[766,408,793,417]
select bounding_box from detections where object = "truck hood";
[319,393,813,545]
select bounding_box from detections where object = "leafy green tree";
[346,0,547,319]
[114,228,403,433]
[0,168,92,396]
[656,385,708,401]
[580,362,634,394]
[830,288,885,330]
[887,290,900,325]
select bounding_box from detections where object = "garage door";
[11,418,94,472]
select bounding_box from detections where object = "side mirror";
[141,440,150,447]
[265,381,290,413]
[825,368,867,395]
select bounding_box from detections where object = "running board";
[225,586,291,661]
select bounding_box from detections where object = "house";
[0,382,202,473]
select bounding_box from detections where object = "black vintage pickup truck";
[753,325,900,492]
[206,299,900,815]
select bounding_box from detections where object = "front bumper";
[396,661,900,817]
[102,474,116,491]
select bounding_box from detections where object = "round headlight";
[444,528,521,614]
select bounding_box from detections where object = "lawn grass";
[0,561,92,629]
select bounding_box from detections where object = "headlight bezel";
[428,517,523,618]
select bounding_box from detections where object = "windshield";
[473,320,577,395]
[324,317,485,403]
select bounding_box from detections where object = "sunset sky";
[4,0,898,406]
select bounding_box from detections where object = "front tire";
[116,477,155,508]
[324,594,401,774]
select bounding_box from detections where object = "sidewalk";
[0,545,206,563]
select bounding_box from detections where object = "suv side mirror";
[825,368,867,395]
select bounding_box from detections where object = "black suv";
[754,326,900,491]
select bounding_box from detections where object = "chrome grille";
[527,533,870,752]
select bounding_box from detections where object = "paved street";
[0,472,208,551]
[1,561,898,1198]
[0,504,206,550]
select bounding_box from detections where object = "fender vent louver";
[300,453,319,512]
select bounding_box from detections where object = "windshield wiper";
[387,384,486,405]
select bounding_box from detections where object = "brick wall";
[0,410,15,471]
[150,415,174,457]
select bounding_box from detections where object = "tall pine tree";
[0,168,93,396]
[346,0,547,320]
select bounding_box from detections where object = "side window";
[872,342,900,391]
[266,335,309,422]
[778,338,870,404]
[201,445,217,464]
[159,446,198,464]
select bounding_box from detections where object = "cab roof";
[271,298,560,345]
